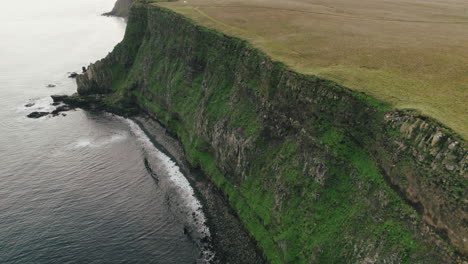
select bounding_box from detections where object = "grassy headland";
[156,0,468,139]
[75,2,467,262]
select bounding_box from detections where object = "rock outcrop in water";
[27,112,49,119]
[76,2,467,263]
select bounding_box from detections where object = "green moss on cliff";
[78,3,466,263]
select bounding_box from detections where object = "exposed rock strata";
[77,3,467,263]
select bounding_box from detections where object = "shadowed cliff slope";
[78,3,467,263]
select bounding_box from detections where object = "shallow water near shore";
[0,0,210,263]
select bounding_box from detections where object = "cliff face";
[78,3,467,263]
[104,0,138,17]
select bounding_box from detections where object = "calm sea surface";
[0,0,210,263]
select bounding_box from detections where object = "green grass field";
[156,0,468,139]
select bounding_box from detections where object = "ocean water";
[0,0,210,263]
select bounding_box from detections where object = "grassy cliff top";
[154,0,468,139]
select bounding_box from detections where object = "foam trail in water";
[73,132,128,149]
[124,118,214,263]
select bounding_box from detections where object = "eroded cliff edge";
[77,3,467,263]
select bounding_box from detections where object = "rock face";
[77,60,115,95]
[104,0,139,17]
[77,3,467,263]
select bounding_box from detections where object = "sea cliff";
[104,0,138,17]
[76,2,467,263]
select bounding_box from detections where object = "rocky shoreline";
[57,1,466,262]
[50,94,267,263]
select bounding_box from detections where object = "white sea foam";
[124,118,214,263]
[75,139,92,148]
[73,132,128,149]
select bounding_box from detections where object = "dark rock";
[200,236,210,243]
[50,93,139,116]
[51,105,73,115]
[51,94,92,108]
[51,94,69,103]
[47,84,56,88]
[25,103,35,107]
[68,72,78,78]
[27,112,49,118]
[51,102,61,106]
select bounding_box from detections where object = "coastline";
[51,94,267,263]
[60,1,466,262]
[133,116,267,263]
